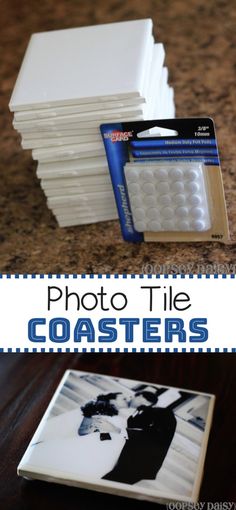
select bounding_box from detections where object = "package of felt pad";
[100,117,229,243]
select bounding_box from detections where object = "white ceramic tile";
[145,46,165,119]
[31,81,172,162]
[52,203,117,220]
[57,212,118,227]
[14,104,146,131]
[14,112,144,133]
[32,141,105,162]
[17,125,100,135]
[36,157,108,179]
[47,190,114,207]
[9,19,153,111]
[14,97,146,122]
[40,174,111,189]
[13,43,162,134]
[50,199,116,216]
[21,133,102,149]
[43,181,113,197]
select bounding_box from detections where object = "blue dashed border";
[0,274,235,353]
[0,273,235,279]
[0,347,235,353]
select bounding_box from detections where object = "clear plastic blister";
[124,161,211,233]
[101,117,229,243]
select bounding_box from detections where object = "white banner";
[0,274,235,352]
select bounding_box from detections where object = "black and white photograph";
[18,370,215,504]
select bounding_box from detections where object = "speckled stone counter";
[1,0,236,273]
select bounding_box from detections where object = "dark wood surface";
[1,0,236,273]
[0,353,235,509]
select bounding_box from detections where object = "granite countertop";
[1,0,236,273]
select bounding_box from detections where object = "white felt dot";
[149,220,162,230]
[130,196,142,207]
[174,193,186,205]
[157,168,168,180]
[189,194,201,206]
[185,168,198,180]
[162,207,174,219]
[133,208,145,220]
[191,207,204,219]
[176,206,188,217]
[143,195,157,206]
[142,182,156,194]
[127,168,139,181]
[159,194,171,206]
[128,182,140,194]
[186,181,199,193]
[158,182,170,194]
[162,220,175,230]
[192,220,206,231]
[140,169,154,181]
[143,195,156,207]
[134,220,146,232]
[170,167,183,180]
[147,208,159,220]
[172,181,184,193]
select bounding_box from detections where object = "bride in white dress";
[26,393,132,481]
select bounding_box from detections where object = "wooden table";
[0,353,235,508]
[1,0,236,273]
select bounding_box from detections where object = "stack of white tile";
[9,19,175,227]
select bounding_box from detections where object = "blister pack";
[100,118,229,243]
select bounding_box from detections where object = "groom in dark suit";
[102,390,177,484]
